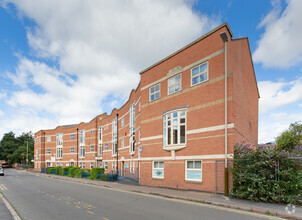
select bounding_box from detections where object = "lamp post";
[220,31,229,196]
[76,128,79,167]
[116,113,119,174]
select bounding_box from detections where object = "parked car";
[0,167,4,176]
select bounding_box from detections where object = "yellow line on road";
[103,217,110,220]
[87,210,94,215]
[57,198,62,200]
[1,184,7,190]
[65,201,70,205]
[0,185,3,190]
[75,206,81,209]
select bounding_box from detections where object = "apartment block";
[34,23,259,193]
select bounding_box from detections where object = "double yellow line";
[0,184,7,190]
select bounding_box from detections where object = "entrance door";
[121,161,124,177]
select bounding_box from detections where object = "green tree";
[276,122,302,151]
[0,131,34,164]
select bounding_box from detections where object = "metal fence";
[118,169,140,185]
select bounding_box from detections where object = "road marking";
[103,217,109,220]
[51,195,55,198]
[65,201,70,205]
[35,172,282,220]
[0,185,7,190]
[87,210,94,215]
[75,206,81,209]
[57,198,62,200]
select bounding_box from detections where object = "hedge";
[230,144,302,204]
[69,166,80,178]
[90,167,105,180]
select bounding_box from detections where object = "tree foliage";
[276,122,302,151]
[0,131,34,164]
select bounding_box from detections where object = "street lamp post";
[26,140,28,167]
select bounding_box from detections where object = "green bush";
[90,167,105,180]
[69,166,80,177]
[230,144,302,204]
[100,174,110,181]
[55,166,62,175]
[62,166,71,176]
[46,167,55,174]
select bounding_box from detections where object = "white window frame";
[71,147,74,153]
[79,130,85,144]
[90,162,94,169]
[112,117,117,156]
[185,160,202,182]
[46,148,51,155]
[90,145,94,152]
[98,126,102,156]
[149,84,160,102]
[168,74,181,95]
[71,162,74,166]
[191,62,208,86]
[70,134,75,140]
[105,162,108,170]
[79,145,85,158]
[139,100,141,112]
[121,118,124,127]
[163,108,186,148]
[121,138,124,148]
[104,143,108,151]
[152,161,164,179]
[129,103,135,154]
[46,136,51,142]
[36,149,39,159]
[56,133,63,159]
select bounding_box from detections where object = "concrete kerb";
[0,192,21,220]
[28,171,301,220]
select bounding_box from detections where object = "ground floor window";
[105,162,108,170]
[90,162,94,169]
[185,160,202,181]
[79,162,82,168]
[71,162,74,166]
[152,161,164,179]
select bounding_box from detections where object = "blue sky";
[0,0,301,143]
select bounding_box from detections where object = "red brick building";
[34,23,258,193]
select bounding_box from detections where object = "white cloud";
[253,0,302,68]
[259,111,302,143]
[0,0,220,138]
[258,77,302,114]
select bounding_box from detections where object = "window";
[80,145,85,158]
[90,162,94,169]
[121,118,124,127]
[79,162,82,168]
[168,74,181,95]
[36,149,39,159]
[79,130,85,144]
[99,161,103,167]
[138,128,141,142]
[105,162,108,170]
[70,162,74,166]
[98,126,102,142]
[71,134,75,140]
[139,100,141,112]
[186,161,202,181]
[121,138,124,148]
[149,84,160,101]
[71,148,74,153]
[90,146,94,152]
[56,133,63,158]
[90,130,94,134]
[46,136,51,142]
[191,62,208,86]
[112,118,117,156]
[129,103,135,153]
[98,144,102,156]
[163,110,186,146]
[104,143,108,151]
[46,149,51,155]
[82,162,85,168]
[153,161,164,178]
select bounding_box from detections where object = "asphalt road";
[0,169,281,220]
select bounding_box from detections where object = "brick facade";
[34,23,259,193]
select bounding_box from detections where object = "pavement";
[0,191,20,220]
[27,170,302,220]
